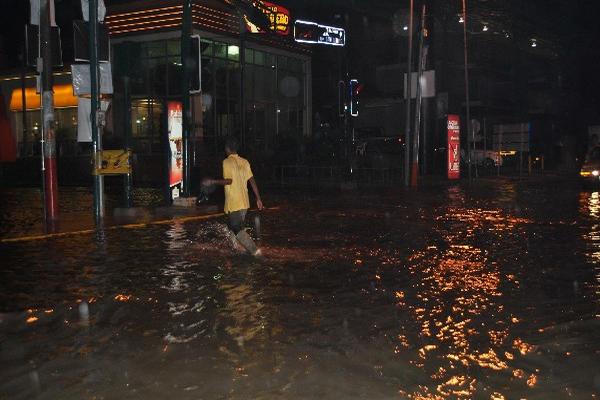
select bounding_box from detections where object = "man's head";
[225,136,239,155]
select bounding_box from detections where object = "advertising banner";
[447,114,460,180]
[244,1,290,35]
[168,101,183,199]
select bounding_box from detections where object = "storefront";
[1,0,311,186]
[1,73,80,159]
[107,0,312,174]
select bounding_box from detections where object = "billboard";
[293,20,345,46]
[168,101,183,200]
[447,114,460,180]
[244,1,290,35]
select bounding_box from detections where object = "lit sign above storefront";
[245,1,290,35]
[293,20,345,46]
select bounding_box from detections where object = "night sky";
[1,0,599,127]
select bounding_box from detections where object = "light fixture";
[531,39,537,48]
[227,45,239,57]
[459,16,464,23]
[403,25,408,31]
[482,24,488,32]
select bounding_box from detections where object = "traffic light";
[349,79,361,117]
[338,80,346,117]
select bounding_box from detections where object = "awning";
[9,84,78,111]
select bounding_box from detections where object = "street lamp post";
[462,0,472,182]
[404,0,414,187]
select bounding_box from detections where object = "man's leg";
[227,209,247,234]
[228,209,258,255]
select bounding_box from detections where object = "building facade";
[0,0,312,187]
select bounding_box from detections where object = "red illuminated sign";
[245,1,290,35]
[447,114,460,180]
[168,101,183,199]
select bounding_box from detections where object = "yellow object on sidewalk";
[93,150,132,175]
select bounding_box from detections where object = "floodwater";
[1,178,599,399]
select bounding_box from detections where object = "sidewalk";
[0,203,222,243]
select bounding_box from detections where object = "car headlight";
[593,170,600,177]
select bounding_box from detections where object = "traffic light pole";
[462,0,472,182]
[40,0,59,223]
[181,0,192,197]
[89,0,105,221]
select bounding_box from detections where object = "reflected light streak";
[114,294,133,302]
[401,194,541,398]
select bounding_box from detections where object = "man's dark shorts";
[227,209,247,234]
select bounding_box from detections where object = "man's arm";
[248,177,264,210]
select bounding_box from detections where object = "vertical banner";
[447,114,460,180]
[168,101,183,199]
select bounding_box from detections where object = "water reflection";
[579,191,600,316]
[1,182,599,398]
[399,186,535,398]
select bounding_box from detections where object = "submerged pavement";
[1,177,599,399]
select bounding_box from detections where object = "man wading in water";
[205,137,264,255]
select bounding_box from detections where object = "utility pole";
[411,4,426,187]
[89,0,105,220]
[181,0,192,197]
[462,0,472,182]
[404,0,414,187]
[40,0,59,223]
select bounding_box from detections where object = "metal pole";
[404,0,414,187]
[181,0,192,197]
[123,75,133,207]
[411,4,426,187]
[89,0,104,220]
[239,15,246,150]
[40,0,59,222]
[462,0,472,182]
[20,47,28,156]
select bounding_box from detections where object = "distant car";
[460,149,503,168]
[580,146,600,187]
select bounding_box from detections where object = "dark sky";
[1,0,600,111]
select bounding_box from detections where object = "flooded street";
[1,178,599,399]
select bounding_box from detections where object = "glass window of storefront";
[113,36,307,159]
[14,108,79,157]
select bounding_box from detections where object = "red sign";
[245,1,290,35]
[447,114,460,180]
[167,101,183,199]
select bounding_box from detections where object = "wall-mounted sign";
[245,1,290,35]
[168,101,183,200]
[294,20,345,46]
[447,114,460,180]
